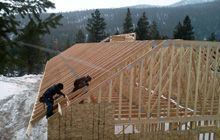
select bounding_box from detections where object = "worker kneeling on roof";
[72,75,92,92]
[40,83,65,118]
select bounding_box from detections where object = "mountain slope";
[172,0,217,6]
[123,4,155,9]
[43,0,220,48]
[0,75,46,140]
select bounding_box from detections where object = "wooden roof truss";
[27,40,220,134]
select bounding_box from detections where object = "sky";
[49,0,181,12]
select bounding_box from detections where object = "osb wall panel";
[48,103,115,140]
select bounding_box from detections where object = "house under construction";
[27,34,220,140]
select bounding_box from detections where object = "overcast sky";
[49,0,181,12]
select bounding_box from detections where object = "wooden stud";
[202,47,210,115]
[157,48,164,118]
[138,60,145,119]
[108,80,113,103]
[211,46,219,115]
[147,55,154,119]
[168,44,175,117]
[194,47,202,115]
[185,46,193,116]
[215,47,220,115]
[129,67,134,119]
[119,72,124,120]
[177,47,184,116]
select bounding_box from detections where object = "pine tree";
[173,22,183,39]
[123,8,134,33]
[64,38,71,49]
[115,29,120,35]
[161,35,169,39]
[86,9,106,42]
[208,32,216,41]
[182,15,194,40]
[136,12,149,40]
[173,16,194,40]
[15,15,62,75]
[0,46,7,74]
[18,14,62,75]
[0,0,62,75]
[149,21,160,40]
[75,29,85,43]
[0,0,61,46]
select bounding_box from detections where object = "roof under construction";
[28,40,156,126]
[27,39,220,138]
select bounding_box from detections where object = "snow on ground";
[0,75,41,99]
[0,74,48,140]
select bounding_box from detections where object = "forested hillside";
[44,0,220,48]
[1,0,219,76]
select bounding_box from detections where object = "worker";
[72,75,92,92]
[43,83,65,118]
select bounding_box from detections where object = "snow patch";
[0,75,41,99]
[0,74,47,140]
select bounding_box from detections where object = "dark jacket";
[74,76,89,88]
[44,85,65,100]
